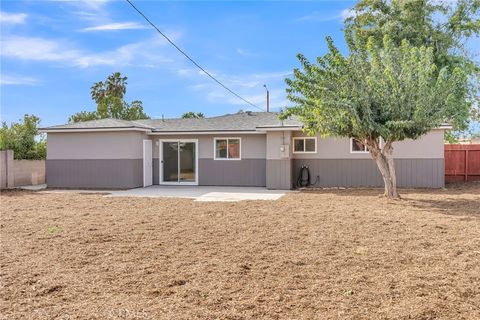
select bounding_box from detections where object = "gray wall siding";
[47,159,143,189]
[151,134,266,159]
[266,131,292,160]
[266,159,292,189]
[291,130,444,160]
[265,131,293,189]
[46,131,147,189]
[292,158,444,188]
[153,158,159,185]
[47,131,147,159]
[198,159,266,187]
[151,135,267,186]
[154,158,266,187]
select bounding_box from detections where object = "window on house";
[293,137,317,153]
[350,138,369,153]
[214,138,241,160]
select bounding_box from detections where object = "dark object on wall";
[296,165,310,188]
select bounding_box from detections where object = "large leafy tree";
[69,72,150,123]
[0,114,46,160]
[283,35,467,198]
[344,0,480,139]
[181,112,205,119]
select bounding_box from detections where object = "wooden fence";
[444,144,480,183]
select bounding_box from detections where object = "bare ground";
[1,184,479,320]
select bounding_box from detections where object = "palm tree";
[106,72,127,99]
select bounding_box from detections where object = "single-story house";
[41,112,448,189]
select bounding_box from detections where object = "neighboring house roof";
[40,112,303,133]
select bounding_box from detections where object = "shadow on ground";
[300,181,480,218]
[404,197,480,218]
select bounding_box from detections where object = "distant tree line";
[0,114,46,160]
[181,112,204,119]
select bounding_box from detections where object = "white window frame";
[292,137,317,154]
[349,138,383,153]
[159,139,199,186]
[213,137,242,160]
[350,138,369,153]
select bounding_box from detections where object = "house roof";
[40,112,303,133]
[43,118,153,130]
[40,112,452,133]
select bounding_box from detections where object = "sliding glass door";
[161,140,197,185]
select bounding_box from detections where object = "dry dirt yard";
[1,184,479,320]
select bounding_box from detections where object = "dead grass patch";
[1,184,479,319]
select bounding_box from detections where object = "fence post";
[6,150,15,188]
[465,149,468,182]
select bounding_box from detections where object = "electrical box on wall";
[280,144,290,158]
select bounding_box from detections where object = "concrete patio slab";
[107,185,289,202]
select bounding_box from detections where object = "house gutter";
[39,127,152,133]
[148,130,266,135]
[255,125,302,132]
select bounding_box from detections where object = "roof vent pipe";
[263,84,269,112]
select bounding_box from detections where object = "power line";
[124,0,264,111]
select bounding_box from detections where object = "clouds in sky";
[297,8,355,22]
[0,35,175,68]
[1,36,80,62]
[0,1,291,110]
[0,74,39,86]
[0,11,27,24]
[340,8,356,20]
[187,71,292,111]
[55,0,111,12]
[236,48,260,58]
[79,22,146,32]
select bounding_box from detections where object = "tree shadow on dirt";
[403,197,480,218]
[300,181,480,197]
[299,182,479,218]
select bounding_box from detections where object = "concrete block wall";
[0,150,46,189]
[13,160,46,186]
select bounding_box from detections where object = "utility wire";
[125,0,264,111]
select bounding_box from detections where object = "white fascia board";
[148,131,265,135]
[255,126,302,132]
[40,128,151,133]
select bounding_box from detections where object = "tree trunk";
[370,142,400,199]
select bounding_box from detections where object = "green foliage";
[69,72,150,123]
[68,111,100,123]
[344,0,480,134]
[0,114,46,160]
[47,226,62,234]
[181,112,205,119]
[283,35,467,144]
[284,31,471,198]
